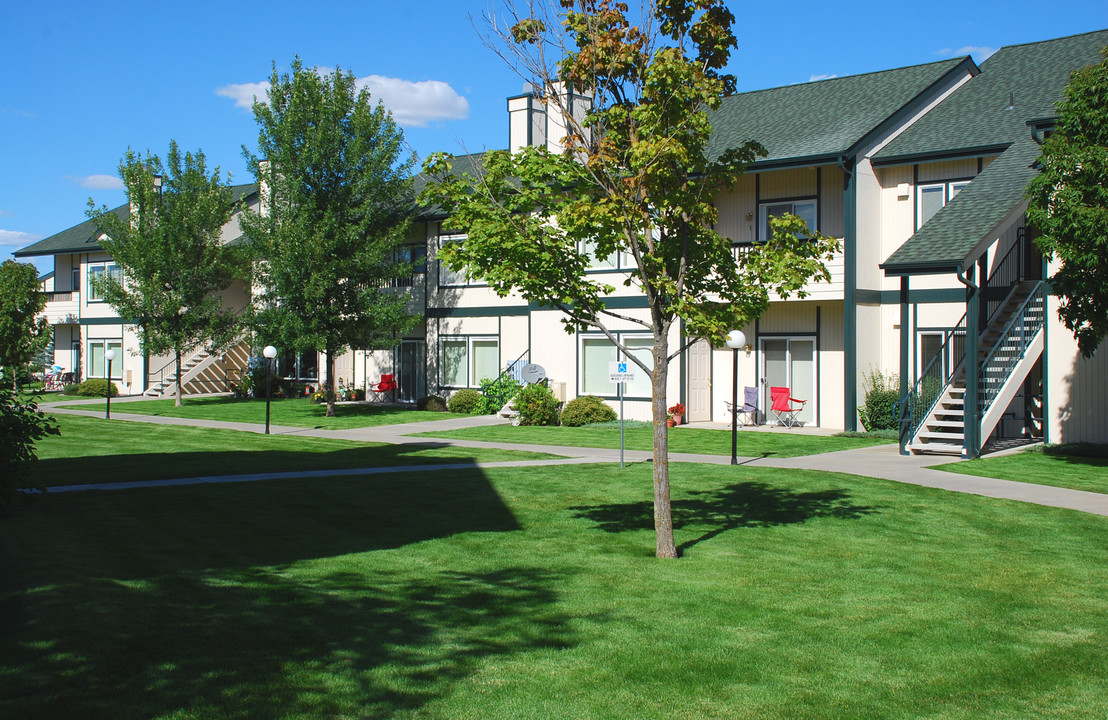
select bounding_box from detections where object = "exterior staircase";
[144,339,252,398]
[905,281,1044,456]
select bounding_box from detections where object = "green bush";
[515,383,561,426]
[417,395,447,412]
[447,388,483,414]
[0,388,59,509]
[859,369,899,431]
[75,378,119,397]
[477,376,523,415]
[62,383,81,396]
[561,394,616,427]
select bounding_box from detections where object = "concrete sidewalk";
[39,402,1108,517]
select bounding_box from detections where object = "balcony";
[43,291,80,324]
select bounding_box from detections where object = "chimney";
[507,81,592,153]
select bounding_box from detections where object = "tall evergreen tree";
[90,142,245,406]
[241,59,417,417]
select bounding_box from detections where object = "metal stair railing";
[978,281,1045,418]
[895,312,967,452]
[981,235,1025,325]
[487,349,530,412]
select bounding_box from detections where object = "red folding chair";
[369,373,398,401]
[770,386,806,427]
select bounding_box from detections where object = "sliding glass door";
[760,337,815,425]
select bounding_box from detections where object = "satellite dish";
[521,363,547,384]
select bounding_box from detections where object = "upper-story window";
[917,180,970,229]
[87,262,123,301]
[388,245,427,288]
[438,232,484,287]
[759,199,817,242]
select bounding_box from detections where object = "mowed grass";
[414,423,893,458]
[30,415,556,487]
[4,459,1108,719]
[53,395,472,429]
[936,444,1108,495]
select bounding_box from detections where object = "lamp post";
[104,349,117,420]
[263,345,277,435]
[725,330,746,465]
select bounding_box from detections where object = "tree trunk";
[324,348,336,417]
[175,350,183,407]
[651,332,677,559]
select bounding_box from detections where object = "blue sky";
[3,0,1106,274]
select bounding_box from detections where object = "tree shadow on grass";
[570,481,881,555]
[1,469,575,719]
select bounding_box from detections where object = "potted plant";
[668,403,686,425]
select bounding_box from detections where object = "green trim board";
[855,288,966,304]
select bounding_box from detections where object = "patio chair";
[724,386,760,425]
[369,373,398,401]
[770,386,807,428]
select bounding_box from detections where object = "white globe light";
[725,330,746,349]
[263,345,278,359]
[105,349,117,361]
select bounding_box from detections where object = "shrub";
[75,378,118,397]
[62,383,81,396]
[561,395,616,427]
[477,376,523,415]
[0,388,59,509]
[859,369,899,431]
[515,382,560,426]
[447,388,483,414]
[417,395,447,412]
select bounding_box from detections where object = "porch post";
[899,276,910,455]
[964,266,980,458]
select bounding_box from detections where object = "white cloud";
[808,73,838,83]
[0,229,45,251]
[215,81,271,110]
[217,72,469,128]
[356,75,469,127]
[69,174,124,190]
[936,45,998,61]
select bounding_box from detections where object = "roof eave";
[871,143,1011,168]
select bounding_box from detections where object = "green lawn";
[414,424,893,458]
[936,444,1108,495]
[4,458,1107,718]
[54,395,473,429]
[29,415,556,487]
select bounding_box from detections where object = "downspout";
[957,266,980,458]
[839,155,858,431]
[899,276,910,455]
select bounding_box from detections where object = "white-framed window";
[759,199,817,242]
[438,232,483,287]
[89,340,123,379]
[389,245,427,288]
[917,329,966,379]
[87,262,123,301]
[917,180,972,229]
[579,332,653,398]
[441,336,499,388]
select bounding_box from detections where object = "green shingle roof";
[14,183,258,258]
[707,58,974,166]
[881,137,1042,274]
[875,29,1108,164]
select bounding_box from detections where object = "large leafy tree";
[241,59,417,417]
[422,0,838,558]
[0,259,49,391]
[90,142,245,406]
[1027,47,1108,357]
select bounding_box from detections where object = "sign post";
[609,361,636,467]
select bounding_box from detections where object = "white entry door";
[687,339,712,422]
[760,338,815,425]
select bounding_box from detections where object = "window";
[917,180,972,229]
[917,329,966,378]
[580,333,653,398]
[277,351,318,380]
[759,199,817,242]
[89,340,123,379]
[87,262,123,301]
[438,233,482,287]
[441,336,499,387]
[389,245,427,288]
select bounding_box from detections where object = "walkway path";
[41,400,1108,517]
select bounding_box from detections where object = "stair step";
[917,431,965,440]
[909,443,963,455]
[924,420,964,428]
